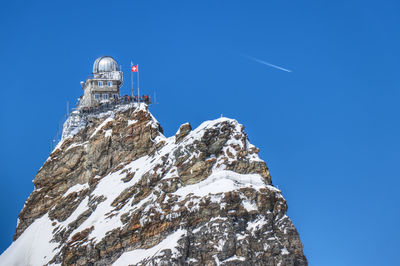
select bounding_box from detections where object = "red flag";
[131,65,138,72]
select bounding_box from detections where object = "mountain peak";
[0,103,307,265]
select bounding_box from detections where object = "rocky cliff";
[0,103,307,265]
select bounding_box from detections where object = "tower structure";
[79,56,123,108]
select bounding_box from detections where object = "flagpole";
[137,64,140,104]
[130,61,134,100]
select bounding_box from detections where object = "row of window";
[98,81,113,87]
[94,94,119,100]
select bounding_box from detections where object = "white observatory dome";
[93,56,119,73]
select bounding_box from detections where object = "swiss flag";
[131,65,138,72]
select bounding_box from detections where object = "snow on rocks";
[2,105,307,265]
[112,229,187,266]
[63,183,89,197]
[0,214,58,266]
[90,116,114,139]
[173,170,268,198]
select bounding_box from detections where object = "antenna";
[137,64,140,104]
[154,90,158,104]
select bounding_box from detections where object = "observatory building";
[79,56,123,108]
[61,55,152,140]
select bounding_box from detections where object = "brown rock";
[175,123,192,143]
[10,104,306,266]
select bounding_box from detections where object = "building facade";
[79,56,123,108]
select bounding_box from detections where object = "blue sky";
[1,0,399,264]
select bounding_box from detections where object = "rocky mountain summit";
[0,103,307,265]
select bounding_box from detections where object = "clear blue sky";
[1,1,399,265]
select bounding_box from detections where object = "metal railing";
[78,95,151,114]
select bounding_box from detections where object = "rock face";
[0,103,307,266]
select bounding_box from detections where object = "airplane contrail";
[241,55,292,73]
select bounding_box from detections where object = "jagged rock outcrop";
[0,103,307,266]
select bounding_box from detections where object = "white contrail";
[242,55,292,73]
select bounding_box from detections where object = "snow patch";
[63,183,89,197]
[173,170,269,198]
[242,199,258,212]
[127,119,137,126]
[0,214,58,266]
[65,141,88,152]
[90,116,114,139]
[113,229,186,265]
[223,255,246,262]
[247,216,268,235]
[281,247,289,255]
[105,129,112,138]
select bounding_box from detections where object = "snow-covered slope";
[0,103,307,265]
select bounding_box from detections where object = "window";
[113,94,118,99]
[102,94,109,100]
[108,81,112,87]
[98,81,104,87]
[95,94,100,100]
